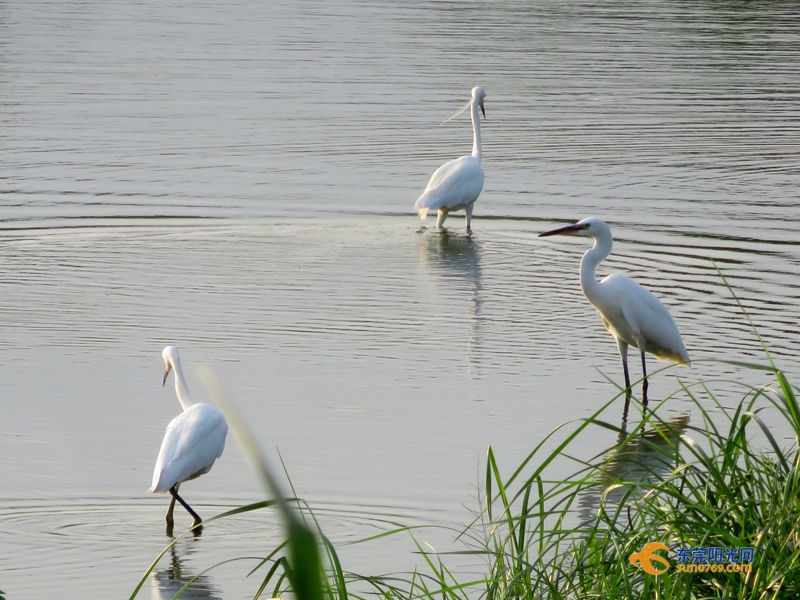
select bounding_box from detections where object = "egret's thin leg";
[436,208,448,229]
[169,485,202,526]
[617,339,631,422]
[621,357,631,423]
[641,351,649,412]
[165,483,178,527]
[465,202,474,232]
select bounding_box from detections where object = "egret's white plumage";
[150,346,227,529]
[539,218,689,419]
[415,87,486,231]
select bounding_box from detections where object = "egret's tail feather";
[653,347,691,366]
[149,471,167,494]
[418,208,429,220]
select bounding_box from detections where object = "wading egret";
[150,346,228,531]
[539,218,689,420]
[415,87,486,231]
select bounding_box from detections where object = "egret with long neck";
[539,218,690,421]
[415,87,486,231]
[150,346,228,533]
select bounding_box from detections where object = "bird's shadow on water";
[417,229,484,375]
[576,413,690,525]
[417,229,483,285]
[151,539,223,600]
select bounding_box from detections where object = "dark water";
[1,1,799,598]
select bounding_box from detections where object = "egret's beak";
[539,223,588,237]
[480,101,486,119]
[162,361,172,387]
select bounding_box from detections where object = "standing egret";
[415,87,486,231]
[150,346,228,531]
[539,218,689,420]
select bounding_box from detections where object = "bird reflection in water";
[417,230,484,377]
[577,413,690,524]
[151,541,223,600]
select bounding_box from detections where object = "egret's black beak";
[480,101,486,119]
[539,223,586,237]
[162,362,172,387]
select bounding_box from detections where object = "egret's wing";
[595,274,642,343]
[614,281,642,330]
[415,156,484,211]
[618,278,689,364]
[149,404,228,493]
[150,421,181,492]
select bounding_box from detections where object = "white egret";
[150,346,228,530]
[539,218,690,420]
[415,87,486,231]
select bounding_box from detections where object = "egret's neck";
[172,360,194,411]
[471,100,482,161]
[579,233,612,303]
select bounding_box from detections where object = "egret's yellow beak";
[162,361,172,387]
[539,223,588,237]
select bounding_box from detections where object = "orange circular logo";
[629,542,670,575]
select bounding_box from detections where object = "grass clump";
[470,363,800,600]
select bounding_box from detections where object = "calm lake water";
[2,0,799,598]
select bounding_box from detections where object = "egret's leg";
[436,208,448,229]
[621,358,632,422]
[465,203,474,232]
[165,483,178,528]
[641,351,649,412]
[616,339,631,422]
[169,485,203,527]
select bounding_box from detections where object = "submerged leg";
[169,485,202,527]
[465,202,474,232]
[617,339,631,423]
[641,351,649,412]
[436,208,449,229]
